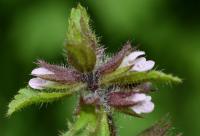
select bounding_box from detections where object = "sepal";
[97,43,132,75]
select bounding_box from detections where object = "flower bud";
[28,78,56,90]
[107,91,154,115]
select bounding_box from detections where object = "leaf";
[43,83,86,91]
[67,44,96,72]
[101,70,182,86]
[66,4,97,72]
[61,106,110,136]
[138,115,182,136]
[100,67,130,86]
[7,87,78,116]
[66,4,97,48]
[61,106,97,136]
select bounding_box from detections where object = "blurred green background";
[0,0,200,136]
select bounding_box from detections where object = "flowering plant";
[7,4,182,136]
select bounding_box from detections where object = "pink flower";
[31,67,54,76]
[120,51,155,72]
[28,78,56,90]
[129,93,154,114]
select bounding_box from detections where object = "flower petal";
[28,78,54,90]
[129,93,146,103]
[119,51,145,67]
[31,67,54,76]
[127,51,145,63]
[131,100,154,114]
[131,57,155,72]
[145,96,152,101]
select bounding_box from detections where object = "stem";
[108,113,117,136]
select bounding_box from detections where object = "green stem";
[108,113,116,136]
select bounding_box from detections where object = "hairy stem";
[108,113,117,136]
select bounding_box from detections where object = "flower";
[107,91,154,115]
[31,67,54,76]
[28,61,82,90]
[119,51,155,72]
[29,66,57,90]
[129,93,154,114]
[28,78,56,90]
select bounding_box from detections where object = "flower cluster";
[28,43,156,115]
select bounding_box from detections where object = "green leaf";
[66,4,97,72]
[101,70,182,86]
[67,44,96,72]
[45,83,86,91]
[61,106,110,136]
[61,106,97,136]
[100,67,130,86]
[7,88,75,116]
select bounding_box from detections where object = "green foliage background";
[0,0,200,136]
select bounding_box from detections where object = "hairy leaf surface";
[101,70,182,86]
[7,86,84,116]
[66,4,97,72]
[61,106,110,136]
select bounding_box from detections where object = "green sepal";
[66,4,97,72]
[61,106,110,136]
[101,70,182,86]
[7,87,77,116]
